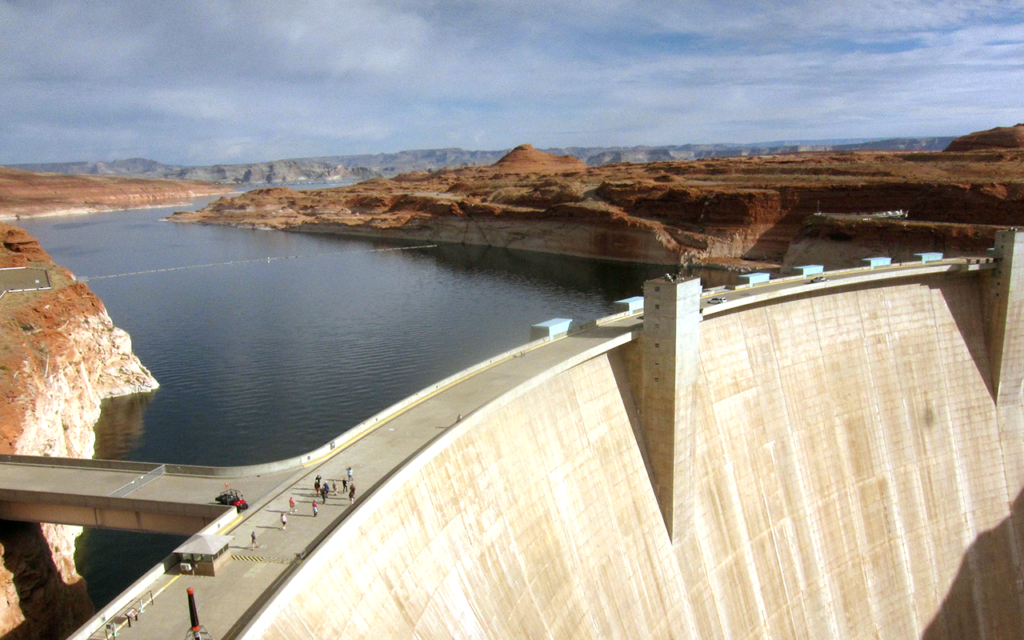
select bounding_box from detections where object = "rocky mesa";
[172,131,1024,276]
[0,167,234,220]
[943,123,1024,152]
[0,224,158,639]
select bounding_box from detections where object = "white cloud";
[1,0,1022,163]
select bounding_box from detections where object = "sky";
[1,0,1023,166]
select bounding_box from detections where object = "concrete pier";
[641,276,701,541]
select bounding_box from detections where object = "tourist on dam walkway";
[320,485,329,502]
[281,513,287,530]
[349,482,356,504]
[289,496,296,513]
[342,477,348,491]
[347,466,353,482]
[314,476,321,493]
[332,480,338,494]
[251,531,257,549]
[312,501,318,517]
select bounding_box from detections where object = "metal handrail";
[108,465,166,498]
[97,590,154,639]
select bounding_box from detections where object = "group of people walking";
[252,466,360,548]
[282,467,358,525]
[303,470,355,520]
[311,469,356,506]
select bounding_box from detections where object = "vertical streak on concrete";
[986,228,1024,625]
[642,276,701,541]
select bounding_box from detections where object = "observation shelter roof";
[174,534,233,556]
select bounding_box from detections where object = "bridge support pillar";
[641,276,701,541]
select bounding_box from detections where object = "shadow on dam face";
[923,485,1024,639]
[938,280,996,401]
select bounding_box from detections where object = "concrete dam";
[232,232,1024,639]
[11,232,1023,639]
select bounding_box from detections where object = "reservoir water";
[14,198,664,608]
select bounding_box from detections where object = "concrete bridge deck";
[0,458,298,534]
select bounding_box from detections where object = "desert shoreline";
[0,196,243,221]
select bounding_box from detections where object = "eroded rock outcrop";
[0,522,93,640]
[0,223,158,638]
[0,166,234,220]
[944,124,1024,152]
[173,141,1024,272]
[490,143,588,173]
[782,215,1001,269]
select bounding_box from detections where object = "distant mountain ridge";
[6,158,379,185]
[7,137,955,184]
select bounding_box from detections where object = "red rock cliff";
[0,223,158,638]
[172,144,1024,271]
[944,124,1024,152]
[0,167,234,219]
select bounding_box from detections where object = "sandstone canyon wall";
[173,144,1024,276]
[0,167,234,220]
[0,223,158,638]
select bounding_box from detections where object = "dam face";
[243,246,1024,639]
[683,273,1023,639]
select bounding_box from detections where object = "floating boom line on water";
[78,244,438,282]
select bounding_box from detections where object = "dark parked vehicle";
[215,489,249,512]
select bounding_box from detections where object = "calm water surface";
[15,198,663,607]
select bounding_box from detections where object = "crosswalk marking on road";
[232,555,296,564]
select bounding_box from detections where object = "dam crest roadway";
[1,233,1022,640]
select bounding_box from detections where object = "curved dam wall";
[682,273,1024,639]
[245,350,691,638]
[242,269,1024,639]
